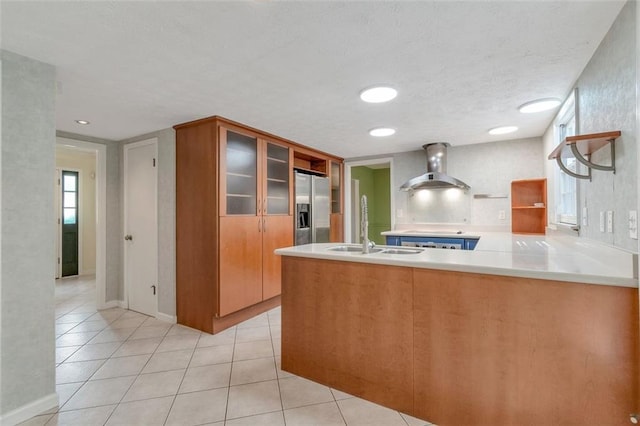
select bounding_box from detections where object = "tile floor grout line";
[267,311,287,425]
[109,315,186,426]
[95,318,158,426]
[143,320,207,425]
[222,325,238,424]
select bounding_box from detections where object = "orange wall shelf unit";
[511,178,547,234]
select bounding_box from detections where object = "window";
[554,89,578,225]
[62,172,78,224]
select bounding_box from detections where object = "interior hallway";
[19,276,432,426]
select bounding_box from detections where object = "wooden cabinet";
[218,216,263,317]
[511,178,547,234]
[175,115,341,333]
[329,161,344,242]
[292,149,344,242]
[219,127,294,316]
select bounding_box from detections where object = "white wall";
[382,137,544,229]
[55,147,96,274]
[543,1,637,252]
[0,50,57,422]
[576,0,636,251]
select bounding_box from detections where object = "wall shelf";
[547,130,620,180]
[511,178,547,234]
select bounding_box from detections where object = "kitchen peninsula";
[276,233,638,425]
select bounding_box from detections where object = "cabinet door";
[330,161,342,214]
[262,215,293,300]
[220,128,259,216]
[264,141,291,215]
[329,213,343,242]
[329,161,343,242]
[219,216,263,316]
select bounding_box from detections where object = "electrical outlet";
[498,210,506,220]
[582,207,588,226]
[606,211,613,233]
[397,209,403,218]
[629,210,637,239]
[599,212,605,232]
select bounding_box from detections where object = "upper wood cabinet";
[175,115,341,333]
[329,161,344,242]
[219,128,259,216]
[219,127,293,217]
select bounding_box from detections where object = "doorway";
[124,138,158,317]
[55,147,97,279]
[55,137,107,308]
[59,170,80,277]
[344,158,394,244]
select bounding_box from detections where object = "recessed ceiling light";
[75,120,90,125]
[488,126,518,135]
[369,127,396,137]
[360,86,397,103]
[518,98,562,113]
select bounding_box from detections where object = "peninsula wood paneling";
[281,257,414,414]
[412,269,638,426]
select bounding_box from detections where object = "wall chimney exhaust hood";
[400,143,470,191]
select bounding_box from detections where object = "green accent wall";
[352,166,391,245]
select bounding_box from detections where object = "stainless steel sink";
[327,245,383,253]
[381,248,424,255]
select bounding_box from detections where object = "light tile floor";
[21,275,433,426]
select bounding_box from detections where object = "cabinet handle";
[263,217,266,232]
[263,199,267,214]
[258,218,261,232]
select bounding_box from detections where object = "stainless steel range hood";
[400,143,470,191]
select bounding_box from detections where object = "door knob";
[124,235,133,241]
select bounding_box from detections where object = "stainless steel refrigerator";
[294,172,330,245]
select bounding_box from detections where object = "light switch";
[498,210,506,220]
[599,212,605,232]
[606,211,613,233]
[582,207,588,226]
[629,210,637,239]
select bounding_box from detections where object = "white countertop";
[381,229,481,239]
[275,232,638,288]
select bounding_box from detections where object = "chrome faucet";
[361,195,375,253]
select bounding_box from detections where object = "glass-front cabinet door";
[330,161,341,214]
[264,141,290,215]
[220,128,258,216]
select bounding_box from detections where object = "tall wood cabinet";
[175,116,342,333]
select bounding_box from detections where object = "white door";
[124,139,158,317]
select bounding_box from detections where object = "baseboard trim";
[0,392,58,426]
[100,300,127,310]
[156,312,177,324]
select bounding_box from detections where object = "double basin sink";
[327,245,423,255]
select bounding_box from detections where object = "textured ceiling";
[1,1,625,158]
